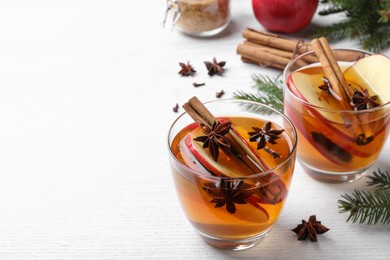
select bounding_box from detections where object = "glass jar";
[165,0,231,37]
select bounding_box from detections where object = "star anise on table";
[204,57,226,76]
[248,121,284,151]
[292,215,330,242]
[178,61,196,76]
[173,103,179,113]
[351,89,380,110]
[203,179,254,214]
[215,89,225,98]
[193,121,231,161]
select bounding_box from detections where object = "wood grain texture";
[0,0,389,259]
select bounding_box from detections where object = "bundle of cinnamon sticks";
[236,28,363,70]
[237,28,312,70]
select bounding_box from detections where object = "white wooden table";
[0,0,389,259]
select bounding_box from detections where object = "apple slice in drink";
[287,70,372,159]
[285,105,353,164]
[343,54,390,105]
[343,54,390,144]
[184,132,255,178]
[288,66,353,124]
[221,119,289,204]
[183,132,270,218]
[184,120,288,205]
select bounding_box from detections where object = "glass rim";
[283,48,390,114]
[167,98,298,181]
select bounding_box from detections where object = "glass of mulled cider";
[283,45,390,183]
[168,98,297,250]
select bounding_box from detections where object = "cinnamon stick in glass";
[311,37,374,145]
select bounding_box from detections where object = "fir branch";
[361,26,390,52]
[338,169,390,224]
[367,169,390,190]
[315,0,390,52]
[318,0,345,16]
[338,189,390,224]
[233,74,283,115]
[313,20,356,41]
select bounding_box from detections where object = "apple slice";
[184,132,271,218]
[286,54,390,164]
[284,99,372,163]
[285,105,350,165]
[185,132,253,178]
[288,66,352,124]
[185,134,285,205]
[220,118,289,204]
[343,54,390,105]
[184,120,288,205]
[287,72,354,141]
[287,73,372,158]
[287,71,354,144]
[179,136,215,175]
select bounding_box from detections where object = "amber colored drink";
[284,63,390,181]
[169,115,296,247]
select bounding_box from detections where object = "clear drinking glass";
[283,49,390,182]
[167,99,297,250]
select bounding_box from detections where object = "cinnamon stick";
[182,96,266,174]
[243,40,302,60]
[311,38,350,103]
[241,56,285,70]
[242,28,312,55]
[333,50,365,63]
[237,28,366,70]
[238,41,309,67]
[237,42,294,69]
[183,96,215,127]
[311,37,374,145]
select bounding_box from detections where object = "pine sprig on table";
[338,169,390,224]
[233,75,283,115]
[338,190,390,224]
[314,0,390,52]
[367,169,390,190]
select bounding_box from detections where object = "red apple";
[252,0,319,33]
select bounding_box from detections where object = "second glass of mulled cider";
[168,98,297,250]
[283,38,390,182]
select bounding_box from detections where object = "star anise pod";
[248,122,284,150]
[203,179,254,214]
[173,103,179,113]
[193,121,231,161]
[292,215,330,242]
[351,89,380,110]
[215,89,225,98]
[178,61,196,76]
[204,57,226,76]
